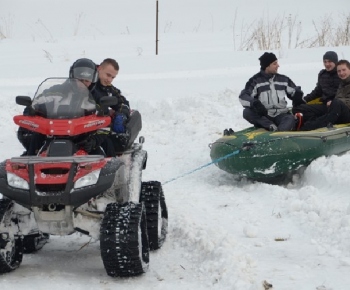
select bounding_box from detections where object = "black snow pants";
[300,99,350,131]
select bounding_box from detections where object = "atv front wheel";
[140,181,168,250]
[100,202,149,277]
[0,199,23,273]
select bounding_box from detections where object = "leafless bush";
[287,14,303,49]
[239,15,287,51]
[73,13,84,36]
[331,13,350,46]
[193,20,201,33]
[237,12,350,51]
[34,19,55,42]
[312,15,332,47]
[137,47,143,56]
[0,15,14,39]
[163,21,172,33]
[231,8,238,50]
[43,49,53,63]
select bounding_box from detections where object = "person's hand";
[109,109,115,116]
[120,104,130,118]
[80,137,97,153]
[252,100,267,116]
[292,87,305,107]
[327,100,332,107]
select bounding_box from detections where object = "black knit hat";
[259,52,277,70]
[323,51,338,64]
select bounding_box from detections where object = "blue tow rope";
[163,149,240,185]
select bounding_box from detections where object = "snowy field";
[1,0,350,289]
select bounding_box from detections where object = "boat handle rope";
[163,149,240,185]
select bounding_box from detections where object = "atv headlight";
[74,169,101,189]
[7,173,29,190]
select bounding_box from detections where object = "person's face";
[78,79,92,88]
[98,64,118,86]
[337,64,350,80]
[265,60,279,74]
[323,59,336,71]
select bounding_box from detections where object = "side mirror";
[100,96,118,107]
[16,96,32,106]
[97,96,118,116]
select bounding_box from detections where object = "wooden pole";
[156,0,159,55]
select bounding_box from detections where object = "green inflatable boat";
[209,124,350,182]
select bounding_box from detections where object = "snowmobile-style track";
[140,181,168,250]
[23,232,50,254]
[100,202,149,277]
[0,199,23,273]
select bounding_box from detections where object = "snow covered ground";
[1,0,350,289]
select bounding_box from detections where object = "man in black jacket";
[90,58,132,155]
[292,51,341,124]
[90,58,130,117]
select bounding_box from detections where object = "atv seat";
[47,139,75,157]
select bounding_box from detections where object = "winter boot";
[294,113,303,130]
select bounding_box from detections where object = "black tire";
[0,199,23,274]
[23,232,50,254]
[140,181,168,250]
[100,202,149,277]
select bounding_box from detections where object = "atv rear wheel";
[100,202,149,277]
[140,181,168,250]
[0,199,23,273]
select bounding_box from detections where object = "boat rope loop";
[163,149,240,185]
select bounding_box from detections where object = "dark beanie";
[323,51,338,64]
[259,52,278,70]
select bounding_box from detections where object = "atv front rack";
[11,155,105,164]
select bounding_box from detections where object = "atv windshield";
[31,78,96,119]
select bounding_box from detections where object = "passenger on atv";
[26,77,106,156]
[18,58,98,155]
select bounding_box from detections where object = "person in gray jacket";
[239,52,304,131]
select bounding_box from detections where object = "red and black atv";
[0,78,168,277]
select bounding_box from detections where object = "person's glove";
[81,137,97,153]
[112,113,128,133]
[252,99,267,116]
[120,104,130,118]
[112,131,131,152]
[292,86,305,107]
